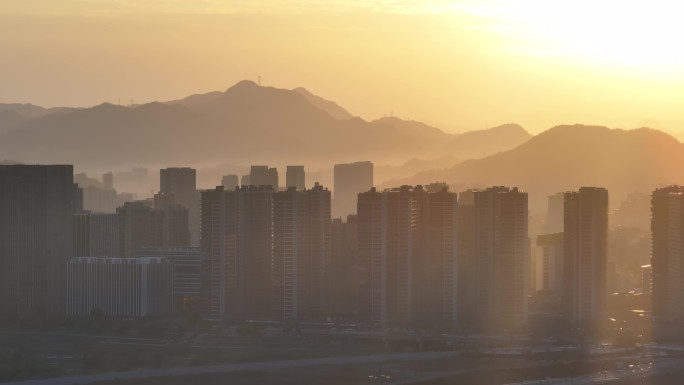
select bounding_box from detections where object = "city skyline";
[0,160,676,383]
[2,1,684,383]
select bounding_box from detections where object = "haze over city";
[2,1,684,385]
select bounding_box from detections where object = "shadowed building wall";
[201,186,273,320]
[272,184,330,321]
[357,185,458,329]
[470,186,528,333]
[563,187,608,324]
[0,165,76,319]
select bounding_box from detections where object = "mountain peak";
[536,124,678,144]
[373,116,405,124]
[91,102,126,112]
[226,80,260,92]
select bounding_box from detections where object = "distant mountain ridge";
[293,87,353,120]
[0,81,532,169]
[375,155,461,184]
[387,124,684,211]
[0,103,73,134]
[0,103,53,118]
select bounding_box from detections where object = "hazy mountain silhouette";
[0,101,201,168]
[448,123,531,159]
[166,91,223,111]
[375,155,460,184]
[0,103,73,118]
[387,125,684,211]
[0,110,26,133]
[0,103,73,133]
[0,103,52,118]
[293,87,353,120]
[0,81,531,169]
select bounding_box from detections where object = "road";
[504,356,684,385]
[3,351,462,385]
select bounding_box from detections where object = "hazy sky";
[2,0,684,133]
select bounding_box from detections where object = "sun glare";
[466,0,684,74]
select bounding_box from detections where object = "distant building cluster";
[0,163,677,337]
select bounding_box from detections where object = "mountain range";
[2,81,682,213]
[0,81,531,170]
[385,124,684,212]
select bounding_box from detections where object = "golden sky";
[2,0,684,133]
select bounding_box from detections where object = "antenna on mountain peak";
[258,76,261,85]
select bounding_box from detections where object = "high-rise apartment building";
[136,246,204,313]
[154,193,191,247]
[456,190,477,329]
[117,201,161,257]
[642,264,652,297]
[200,186,238,318]
[74,212,91,258]
[74,184,84,212]
[221,174,239,190]
[563,187,608,323]
[544,192,565,233]
[250,165,279,189]
[272,184,330,321]
[0,165,76,318]
[466,186,528,332]
[82,186,117,213]
[333,161,373,218]
[651,186,684,320]
[240,174,251,187]
[329,215,358,317]
[357,185,458,329]
[74,212,120,258]
[200,186,274,320]
[160,168,199,245]
[118,196,190,257]
[285,166,305,191]
[201,183,331,321]
[537,233,564,292]
[102,172,114,190]
[420,186,459,330]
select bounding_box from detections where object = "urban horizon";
[2,1,684,384]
